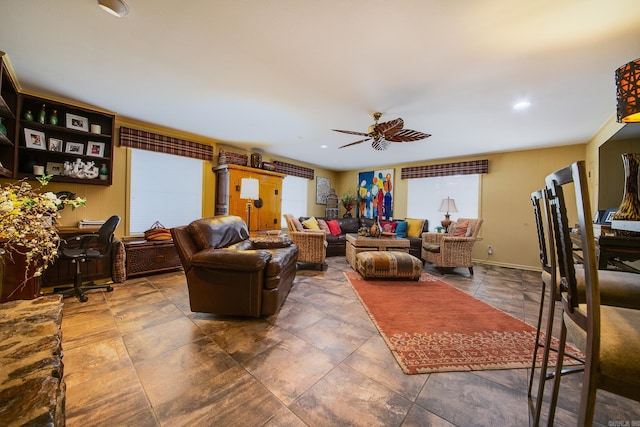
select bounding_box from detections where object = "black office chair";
[53,215,121,302]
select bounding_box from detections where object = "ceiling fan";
[332,112,431,150]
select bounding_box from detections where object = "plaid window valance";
[273,161,314,179]
[119,127,214,161]
[401,159,488,179]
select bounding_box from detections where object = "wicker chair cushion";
[422,243,441,253]
[290,216,305,232]
[448,220,469,237]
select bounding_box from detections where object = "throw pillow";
[317,219,330,233]
[380,220,397,232]
[302,216,320,230]
[448,220,469,237]
[291,217,305,232]
[395,221,407,238]
[326,220,342,236]
[405,218,425,238]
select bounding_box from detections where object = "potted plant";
[0,175,86,301]
[341,192,357,218]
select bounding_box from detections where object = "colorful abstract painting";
[357,169,394,220]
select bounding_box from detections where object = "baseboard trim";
[472,259,540,272]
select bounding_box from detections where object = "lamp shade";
[616,58,640,123]
[439,197,458,214]
[240,178,259,200]
[98,0,129,17]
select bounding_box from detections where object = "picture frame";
[48,137,63,152]
[66,113,89,132]
[46,162,63,176]
[24,128,47,150]
[86,141,105,157]
[316,176,330,204]
[65,141,84,155]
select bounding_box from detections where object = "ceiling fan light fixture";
[371,138,391,151]
[616,58,640,123]
[98,0,129,17]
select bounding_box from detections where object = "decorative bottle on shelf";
[99,163,109,180]
[38,104,46,124]
[24,110,33,121]
[0,118,6,136]
[49,109,58,126]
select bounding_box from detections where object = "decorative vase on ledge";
[612,153,640,236]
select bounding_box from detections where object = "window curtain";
[119,126,213,161]
[273,160,314,179]
[401,159,488,179]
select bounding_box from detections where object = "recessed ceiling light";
[513,100,531,111]
[320,144,328,149]
[98,0,129,17]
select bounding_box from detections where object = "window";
[281,175,308,226]
[407,174,480,231]
[129,149,203,234]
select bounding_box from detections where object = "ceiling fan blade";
[375,118,404,136]
[385,129,431,142]
[338,137,372,149]
[332,129,371,137]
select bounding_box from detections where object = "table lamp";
[439,197,458,230]
[240,178,259,232]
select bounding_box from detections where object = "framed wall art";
[316,176,331,204]
[46,162,63,176]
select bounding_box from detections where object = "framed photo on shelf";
[46,162,63,176]
[86,141,105,157]
[65,141,84,155]
[24,128,47,150]
[48,137,63,152]
[66,113,89,132]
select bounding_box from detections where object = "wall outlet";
[487,245,493,255]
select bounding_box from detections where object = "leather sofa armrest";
[191,248,272,271]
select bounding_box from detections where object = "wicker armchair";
[284,214,327,270]
[421,218,483,275]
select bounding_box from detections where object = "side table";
[123,239,182,278]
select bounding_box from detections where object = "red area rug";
[345,271,575,375]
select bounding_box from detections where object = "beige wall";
[335,145,586,270]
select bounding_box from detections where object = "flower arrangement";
[340,191,357,218]
[0,175,86,287]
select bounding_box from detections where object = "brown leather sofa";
[171,215,298,317]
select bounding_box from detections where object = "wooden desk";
[571,232,640,273]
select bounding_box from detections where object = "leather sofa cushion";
[191,247,271,271]
[188,215,250,250]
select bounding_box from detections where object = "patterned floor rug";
[345,271,578,375]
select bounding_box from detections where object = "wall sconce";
[240,178,259,232]
[439,197,458,229]
[98,0,129,17]
[616,58,640,123]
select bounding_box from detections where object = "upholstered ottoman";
[355,251,422,280]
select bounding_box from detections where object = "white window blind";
[407,175,480,231]
[281,175,308,226]
[130,149,203,234]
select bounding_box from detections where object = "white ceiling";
[1,0,640,171]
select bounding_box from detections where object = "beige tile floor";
[60,257,640,426]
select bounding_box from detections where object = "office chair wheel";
[78,294,88,303]
[106,285,114,292]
